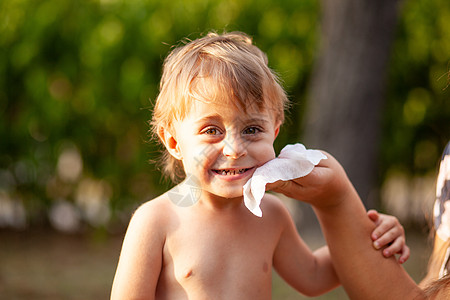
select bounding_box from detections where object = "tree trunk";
[297,0,402,229]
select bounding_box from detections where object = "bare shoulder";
[129,194,175,235]
[260,192,293,223]
[133,194,172,220]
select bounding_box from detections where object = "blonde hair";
[151,31,289,182]
[421,237,450,285]
[423,274,450,299]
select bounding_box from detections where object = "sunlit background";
[0,0,449,299]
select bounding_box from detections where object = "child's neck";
[198,192,244,212]
[171,176,246,214]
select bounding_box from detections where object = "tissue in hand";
[242,143,327,217]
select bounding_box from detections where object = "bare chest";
[157,216,279,299]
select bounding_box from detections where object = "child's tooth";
[219,169,245,175]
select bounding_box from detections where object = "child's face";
[169,100,280,200]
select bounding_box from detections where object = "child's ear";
[158,127,183,160]
[274,121,281,139]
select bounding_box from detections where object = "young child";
[111,31,408,299]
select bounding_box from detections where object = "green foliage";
[0,0,448,227]
[382,0,450,176]
[0,0,319,225]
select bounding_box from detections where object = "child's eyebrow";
[244,117,270,125]
[195,115,222,124]
[194,115,270,126]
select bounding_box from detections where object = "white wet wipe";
[243,143,327,217]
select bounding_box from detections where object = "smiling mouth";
[212,168,250,176]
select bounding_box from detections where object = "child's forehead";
[187,76,276,114]
[184,99,277,124]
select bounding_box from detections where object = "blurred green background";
[0,0,449,298]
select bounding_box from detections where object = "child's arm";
[368,209,410,263]
[268,152,425,300]
[269,194,339,297]
[110,202,165,300]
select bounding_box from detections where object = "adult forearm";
[313,187,425,300]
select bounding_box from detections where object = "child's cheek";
[192,145,219,167]
[252,143,276,162]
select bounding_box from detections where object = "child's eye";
[242,126,261,135]
[203,127,221,135]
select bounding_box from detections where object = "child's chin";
[213,188,243,199]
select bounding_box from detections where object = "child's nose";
[222,135,247,159]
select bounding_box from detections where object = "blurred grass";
[0,229,121,300]
[0,227,431,300]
